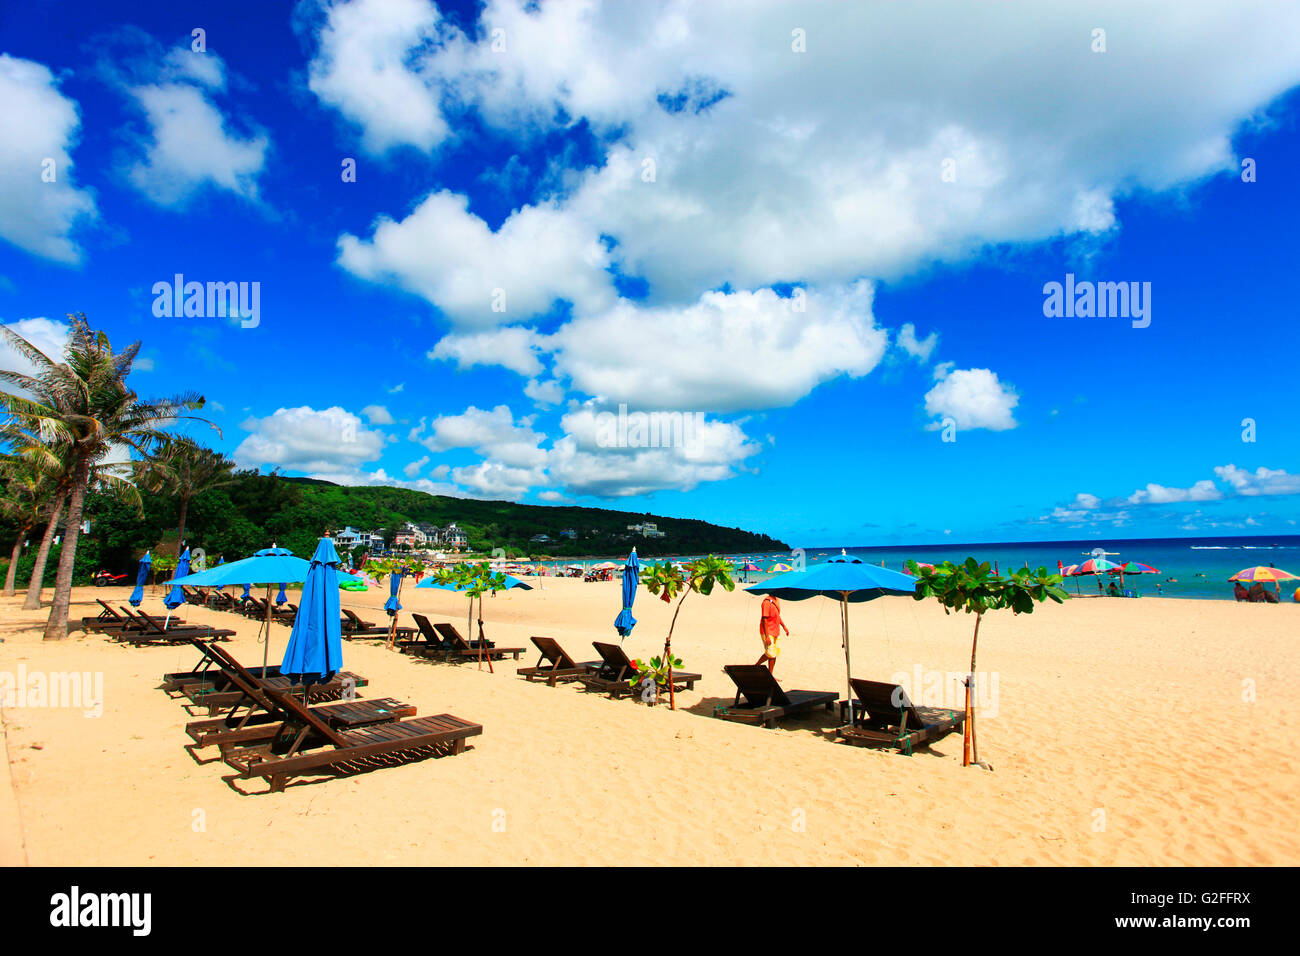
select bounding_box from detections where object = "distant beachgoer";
[756,595,789,673]
[1233,582,1249,602]
[1248,583,1266,603]
[1107,581,1121,597]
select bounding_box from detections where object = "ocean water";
[531,535,1300,601]
[782,536,1300,601]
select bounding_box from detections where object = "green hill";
[39,471,788,577]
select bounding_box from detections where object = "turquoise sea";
[540,535,1300,602]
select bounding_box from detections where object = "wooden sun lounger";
[434,622,525,661]
[182,642,415,754]
[715,665,837,728]
[80,598,153,632]
[517,636,599,685]
[835,678,966,753]
[580,641,702,697]
[341,607,390,637]
[215,661,481,792]
[174,641,369,715]
[110,608,232,645]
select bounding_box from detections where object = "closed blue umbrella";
[745,556,917,721]
[241,582,251,601]
[280,538,345,685]
[128,551,151,607]
[385,568,404,617]
[163,548,190,626]
[614,548,640,638]
[275,583,288,606]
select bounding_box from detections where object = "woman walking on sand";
[755,594,789,673]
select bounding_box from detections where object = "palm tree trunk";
[43,459,89,641]
[3,527,28,595]
[23,492,65,610]
[176,496,189,553]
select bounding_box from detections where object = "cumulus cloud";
[319,0,1300,308]
[403,454,429,478]
[337,191,613,327]
[549,283,887,412]
[924,367,1019,431]
[361,404,395,425]
[304,0,450,154]
[0,55,97,263]
[234,406,386,472]
[1214,464,1300,497]
[421,404,548,468]
[1127,480,1223,505]
[429,325,546,377]
[105,37,268,208]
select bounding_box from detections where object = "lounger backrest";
[342,608,362,625]
[530,636,574,668]
[97,599,125,620]
[411,614,445,646]
[192,639,350,748]
[433,622,470,650]
[723,664,792,708]
[593,641,633,678]
[851,679,922,726]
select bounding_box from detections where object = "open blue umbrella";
[128,551,151,607]
[163,548,190,624]
[280,538,344,685]
[385,568,404,617]
[416,573,533,592]
[172,543,362,671]
[614,548,640,639]
[745,554,917,721]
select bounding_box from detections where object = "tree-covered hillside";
[1,470,789,582]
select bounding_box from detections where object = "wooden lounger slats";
[433,621,525,661]
[580,641,701,696]
[716,664,837,728]
[835,678,966,753]
[516,636,598,685]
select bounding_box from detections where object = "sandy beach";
[1,581,1296,867]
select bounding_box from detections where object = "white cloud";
[125,78,268,206]
[0,317,70,375]
[361,403,394,425]
[305,0,450,154]
[422,404,547,468]
[234,406,386,472]
[924,367,1019,431]
[897,323,938,362]
[338,191,613,327]
[548,283,887,412]
[0,55,97,263]
[429,326,545,377]
[1214,464,1300,497]
[1127,479,1223,505]
[320,0,1300,307]
[403,454,429,478]
[524,377,565,406]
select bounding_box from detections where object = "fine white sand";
[1,580,1296,866]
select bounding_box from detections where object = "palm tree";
[0,315,204,639]
[16,439,142,610]
[0,454,52,595]
[133,437,235,554]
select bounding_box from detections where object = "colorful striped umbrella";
[767,563,793,573]
[1228,566,1298,583]
[1075,557,1122,575]
[1114,561,1159,574]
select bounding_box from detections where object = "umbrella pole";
[263,584,272,674]
[841,595,852,728]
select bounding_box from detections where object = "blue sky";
[2,0,1299,546]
